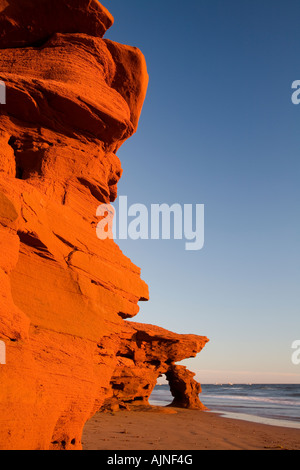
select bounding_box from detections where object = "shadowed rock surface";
[0,0,208,450]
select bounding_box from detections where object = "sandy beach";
[82,407,300,451]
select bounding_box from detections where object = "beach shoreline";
[82,407,300,451]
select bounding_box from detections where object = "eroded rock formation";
[0,0,208,450]
[102,322,208,412]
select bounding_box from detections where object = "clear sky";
[104,0,300,384]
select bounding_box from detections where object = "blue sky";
[105,0,300,383]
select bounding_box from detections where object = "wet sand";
[82,407,300,451]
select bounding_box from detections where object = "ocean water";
[149,384,300,429]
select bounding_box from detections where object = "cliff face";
[0,0,208,450]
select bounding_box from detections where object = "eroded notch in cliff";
[17,230,55,261]
[8,137,23,179]
[116,349,135,361]
[8,135,48,180]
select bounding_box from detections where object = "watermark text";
[0,80,6,104]
[107,454,193,467]
[0,341,6,365]
[96,197,204,251]
[292,340,300,365]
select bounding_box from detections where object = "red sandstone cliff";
[102,322,208,412]
[0,0,208,450]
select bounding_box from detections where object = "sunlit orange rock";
[0,0,208,450]
[102,322,209,411]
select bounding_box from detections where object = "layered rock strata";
[0,0,208,450]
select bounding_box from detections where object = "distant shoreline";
[206,410,300,430]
